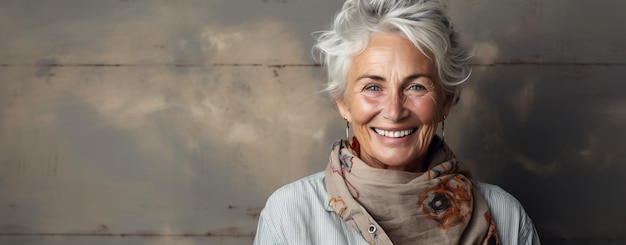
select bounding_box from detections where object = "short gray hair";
[314,0,472,102]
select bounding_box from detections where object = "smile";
[373,128,416,138]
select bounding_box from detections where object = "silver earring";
[345,117,350,140]
[441,116,446,142]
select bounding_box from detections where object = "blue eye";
[409,84,426,91]
[365,85,381,91]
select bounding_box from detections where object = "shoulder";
[475,182,522,209]
[256,172,363,244]
[259,172,327,236]
[475,182,541,245]
[255,172,327,244]
[265,171,327,210]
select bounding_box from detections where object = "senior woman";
[254,0,539,244]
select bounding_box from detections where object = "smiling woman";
[254,0,540,244]
[339,33,444,172]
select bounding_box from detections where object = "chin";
[375,149,420,169]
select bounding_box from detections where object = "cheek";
[409,95,440,123]
[349,96,380,123]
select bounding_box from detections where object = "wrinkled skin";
[337,32,451,172]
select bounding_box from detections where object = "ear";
[336,97,351,122]
[440,93,454,121]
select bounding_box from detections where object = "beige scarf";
[324,138,499,245]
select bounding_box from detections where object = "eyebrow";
[356,74,385,82]
[355,74,432,83]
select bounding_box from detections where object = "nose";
[381,93,409,122]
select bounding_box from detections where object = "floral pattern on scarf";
[324,138,499,245]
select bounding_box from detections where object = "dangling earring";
[345,117,350,140]
[441,116,446,142]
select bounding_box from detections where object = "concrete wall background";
[1,0,625,244]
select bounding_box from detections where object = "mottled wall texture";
[1,0,625,244]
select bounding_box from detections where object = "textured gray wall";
[1,0,625,244]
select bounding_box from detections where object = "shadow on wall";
[445,0,626,241]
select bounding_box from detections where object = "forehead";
[349,32,435,76]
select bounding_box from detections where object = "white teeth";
[374,128,416,138]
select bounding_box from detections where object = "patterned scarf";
[324,137,499,245]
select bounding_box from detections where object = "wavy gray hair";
[314,0,472,103]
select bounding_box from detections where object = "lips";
[373,128,417,138]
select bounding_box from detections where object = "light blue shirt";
[254,172,540,244]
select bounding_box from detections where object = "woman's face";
[337,32,450,171]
